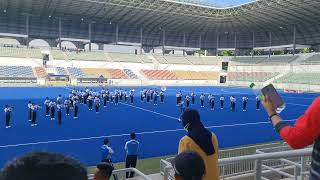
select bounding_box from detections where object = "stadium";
[0,0,320,179]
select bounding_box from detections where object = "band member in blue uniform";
[28,101,32,121]
[191,92,196,105]
[130,89,134,104]
[4,105,13,128]
[73,98,79,119]
[140,90,144,102]
[256,96,261,110]
[64,98,71,116]
[124,90,128,103]
[185,95,191,107]
[208,94,215,110]
[242,96,248,112]
[88,94,93,110]
[49,100,56,120]
[44,97,50,117]
[230,96,236,112]
[220,95,225,109]
[31,103,40,126]
[57,94,63,104]
[200,93,205,108]
[153,91,158,105]
[160,91,164,103]
[103,92,107,107]
[115,92,119,105]
[95,96,101,113]
[57,102,63,125]
[146,90,151,103]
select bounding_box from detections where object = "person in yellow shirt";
[178,109,219,180]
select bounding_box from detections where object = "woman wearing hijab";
[178,108,219,180]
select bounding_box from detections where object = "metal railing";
[162,148,312,180]
[89,168,152,180]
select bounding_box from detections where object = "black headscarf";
[180,109,215,155]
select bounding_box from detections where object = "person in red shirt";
[262,95,320,179]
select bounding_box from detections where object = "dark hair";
[130,133,136,139]
[103,138,109,145]
[0,152,87,180]
[172,151,205,180]
[96,162,114,178]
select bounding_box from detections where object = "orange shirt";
[178,133,219,180]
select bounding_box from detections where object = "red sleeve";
[277,97,320,149]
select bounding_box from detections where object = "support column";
[216,33,220,56]
[252,32,255,57]
[269,32,272,58]
[162,30,165,55]
[199,34,202,49]
[234,32,237,57]
[59,18,62,50]
[140,27,143,54]
[88,23,92,51]
[293,25,296,56]
[26,15,29,47]
[115,24,119,44]
[183,33,186,56]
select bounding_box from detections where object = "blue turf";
[0,86,318,168]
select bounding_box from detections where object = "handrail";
[162,148,313,180]
[88,167,152,180]
[218,148,312,165]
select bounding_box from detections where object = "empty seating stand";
[231,57,266,65]
[0,66,35,78]
[274,73,320,85]
[260,56,298,64]
[141,70,177,80]
[51,50,67,60]
[228,72,279,82]
[301,54,320,65]
[109,53,142,63]
[67,67,86,78]
[67,51,106,61]
[35,67,47,78]
[124,69,138,79]
[56,67,67,75]
[163,55,190,65]
[106,69,128,79]
[0,47,42,59]
[81,68,109,78]
[153,55,168,64]
[138,54,153,63]
[186,56,220,65]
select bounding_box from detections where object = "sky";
[177,0,257,7]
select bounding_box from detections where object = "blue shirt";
[125,140,139,156]
[101,145,114,161]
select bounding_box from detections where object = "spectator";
[101,138,114,163]
[0,152,87,180]
[178,109,219,180]
[172,151,205,180]
[94,162,114,180]
[124,133,140,178]
[262,96,320,180]
[100,138,118,180]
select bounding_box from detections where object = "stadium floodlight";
[3,9,6,13]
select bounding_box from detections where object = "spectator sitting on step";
[93,162,114,180]
[178,108,219,180]
[262,95,320,180]
[0,151,87,180]
[172,151,205,180]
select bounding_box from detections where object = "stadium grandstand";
[0,0,320,179]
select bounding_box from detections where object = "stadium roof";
[167,0,257,8]
[2,0,320,44]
